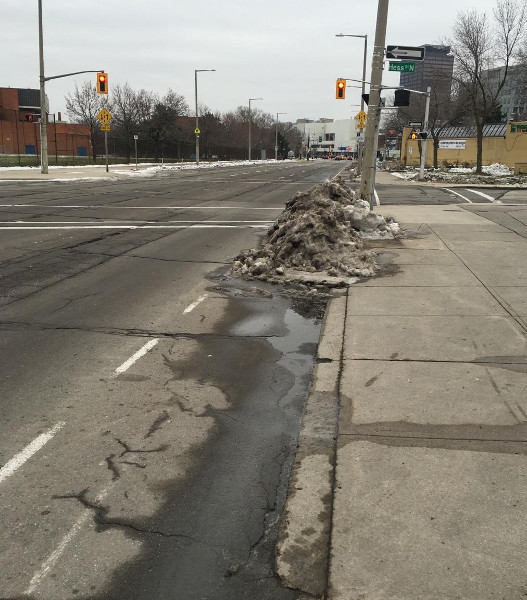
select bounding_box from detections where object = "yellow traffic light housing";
[410,131,418,140]
[336,78,346,100]
[97,72,108,94]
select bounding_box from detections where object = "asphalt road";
[349,178,527,206]
[0,160,342,600]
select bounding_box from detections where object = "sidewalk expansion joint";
[428,223,527,333]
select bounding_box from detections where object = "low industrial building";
[294,118,360,156]
[0,87,91,160]
[401,123,527,172]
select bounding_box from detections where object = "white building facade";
[294,118,361,156]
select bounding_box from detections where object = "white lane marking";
[443,188,473,203]
[0,204,279,209]
[374,189,380,206]
[0,225,270,230]
[25,487,109,595]
[0,422,66,485]
[113,339,159,376]
[465,188,500,203]
[183,294,208,314]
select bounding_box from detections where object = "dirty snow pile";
[232,178,400,285]
[449,163,513,176]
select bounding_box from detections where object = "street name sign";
[409,121,423,127]
[386,45,425,60]
[389,61,415,72]
[96,108,112,124]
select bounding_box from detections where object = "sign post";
[96,108,113,173]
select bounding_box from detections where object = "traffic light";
[336,78,346,100]
[25,114,34,122]
[394,89,410,106]
[410,131,428,140]
[97,72,108,94]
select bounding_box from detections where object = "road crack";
[52,489,197,540]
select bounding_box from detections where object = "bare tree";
[450,0,527,172]
[112,84,156,163]
[65,81,110,162]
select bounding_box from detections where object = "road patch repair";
[232,178,401,288]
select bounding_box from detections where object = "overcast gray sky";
[3,0,501,123]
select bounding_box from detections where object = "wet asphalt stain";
[85,277,325,600]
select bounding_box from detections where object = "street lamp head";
[335,33,367,39]
[249,97,263,101]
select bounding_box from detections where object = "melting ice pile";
[233,178,401,285]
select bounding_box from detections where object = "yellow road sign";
[358,123,365,130]
[194,128,201,134]
[97,108,113,124]
[100,125,111,131]
[355,110,367,124]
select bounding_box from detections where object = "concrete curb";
[275,289,347,598]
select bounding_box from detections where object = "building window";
[325,133,335,141]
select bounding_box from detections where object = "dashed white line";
[113,339,159,376]
[465,188,500,203]
[183,294,208,314]
[25,486,110,595]
[443,188,473,203]
[0,421,66,484]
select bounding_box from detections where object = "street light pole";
[248,97,263,160]
[38,0,48,174]
[336,33,368,175]
[275,112,287,160]
[194,69,215,165]
[359,0,390,209]
[419,86,432,180]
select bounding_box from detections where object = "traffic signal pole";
[38,0,48,175]
[359,0,389,209]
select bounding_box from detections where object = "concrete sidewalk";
[277,204,527,599]
[0,164,163,181]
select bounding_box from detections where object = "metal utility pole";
[248,98,262,160]
[194,69,215,165]
[275,112,287,160]
[360,0,389,209]
[335,33,368,175]
[38,0,48,174]
[419,86,431,180]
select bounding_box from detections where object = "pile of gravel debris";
[232,178,401,286]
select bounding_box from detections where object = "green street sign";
[389,61,416,73]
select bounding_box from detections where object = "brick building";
[0,87,91,158]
